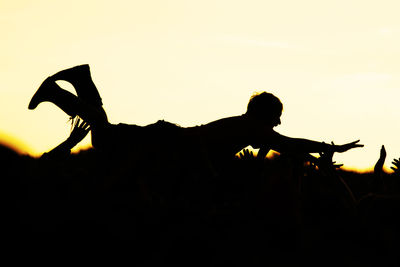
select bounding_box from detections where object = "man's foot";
[28,77,56,110]
[28,77,79,117]
[51,64,90,82]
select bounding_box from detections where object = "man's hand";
[237,148,256,160]
[391,158,400,175]
[334,140,364,153]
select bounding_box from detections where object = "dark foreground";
[2,145,400,266]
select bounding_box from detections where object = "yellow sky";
[1,0,400,171]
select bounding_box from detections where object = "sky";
[1,0,400,171]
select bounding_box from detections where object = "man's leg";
[51,64,103,108]
[29,78,109,149]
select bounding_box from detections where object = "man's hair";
[246,92,283,119]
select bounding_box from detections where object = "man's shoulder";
[203,115,244,127]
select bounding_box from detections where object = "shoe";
[51,64,89,82]
[28,77,55,110]
[28,77,79,117]
[51,64,103,107]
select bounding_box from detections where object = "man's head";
[246,92,283,127]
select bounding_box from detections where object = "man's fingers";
[351,140,364,147]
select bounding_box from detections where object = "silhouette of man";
[28,65,363,167]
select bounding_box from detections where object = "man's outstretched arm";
[269,131,363,154]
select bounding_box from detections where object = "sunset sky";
[1,0,400,171]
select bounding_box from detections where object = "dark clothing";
[92,116,276,172]
[185,115,275,160]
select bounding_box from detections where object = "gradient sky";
[1,0,400,171]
